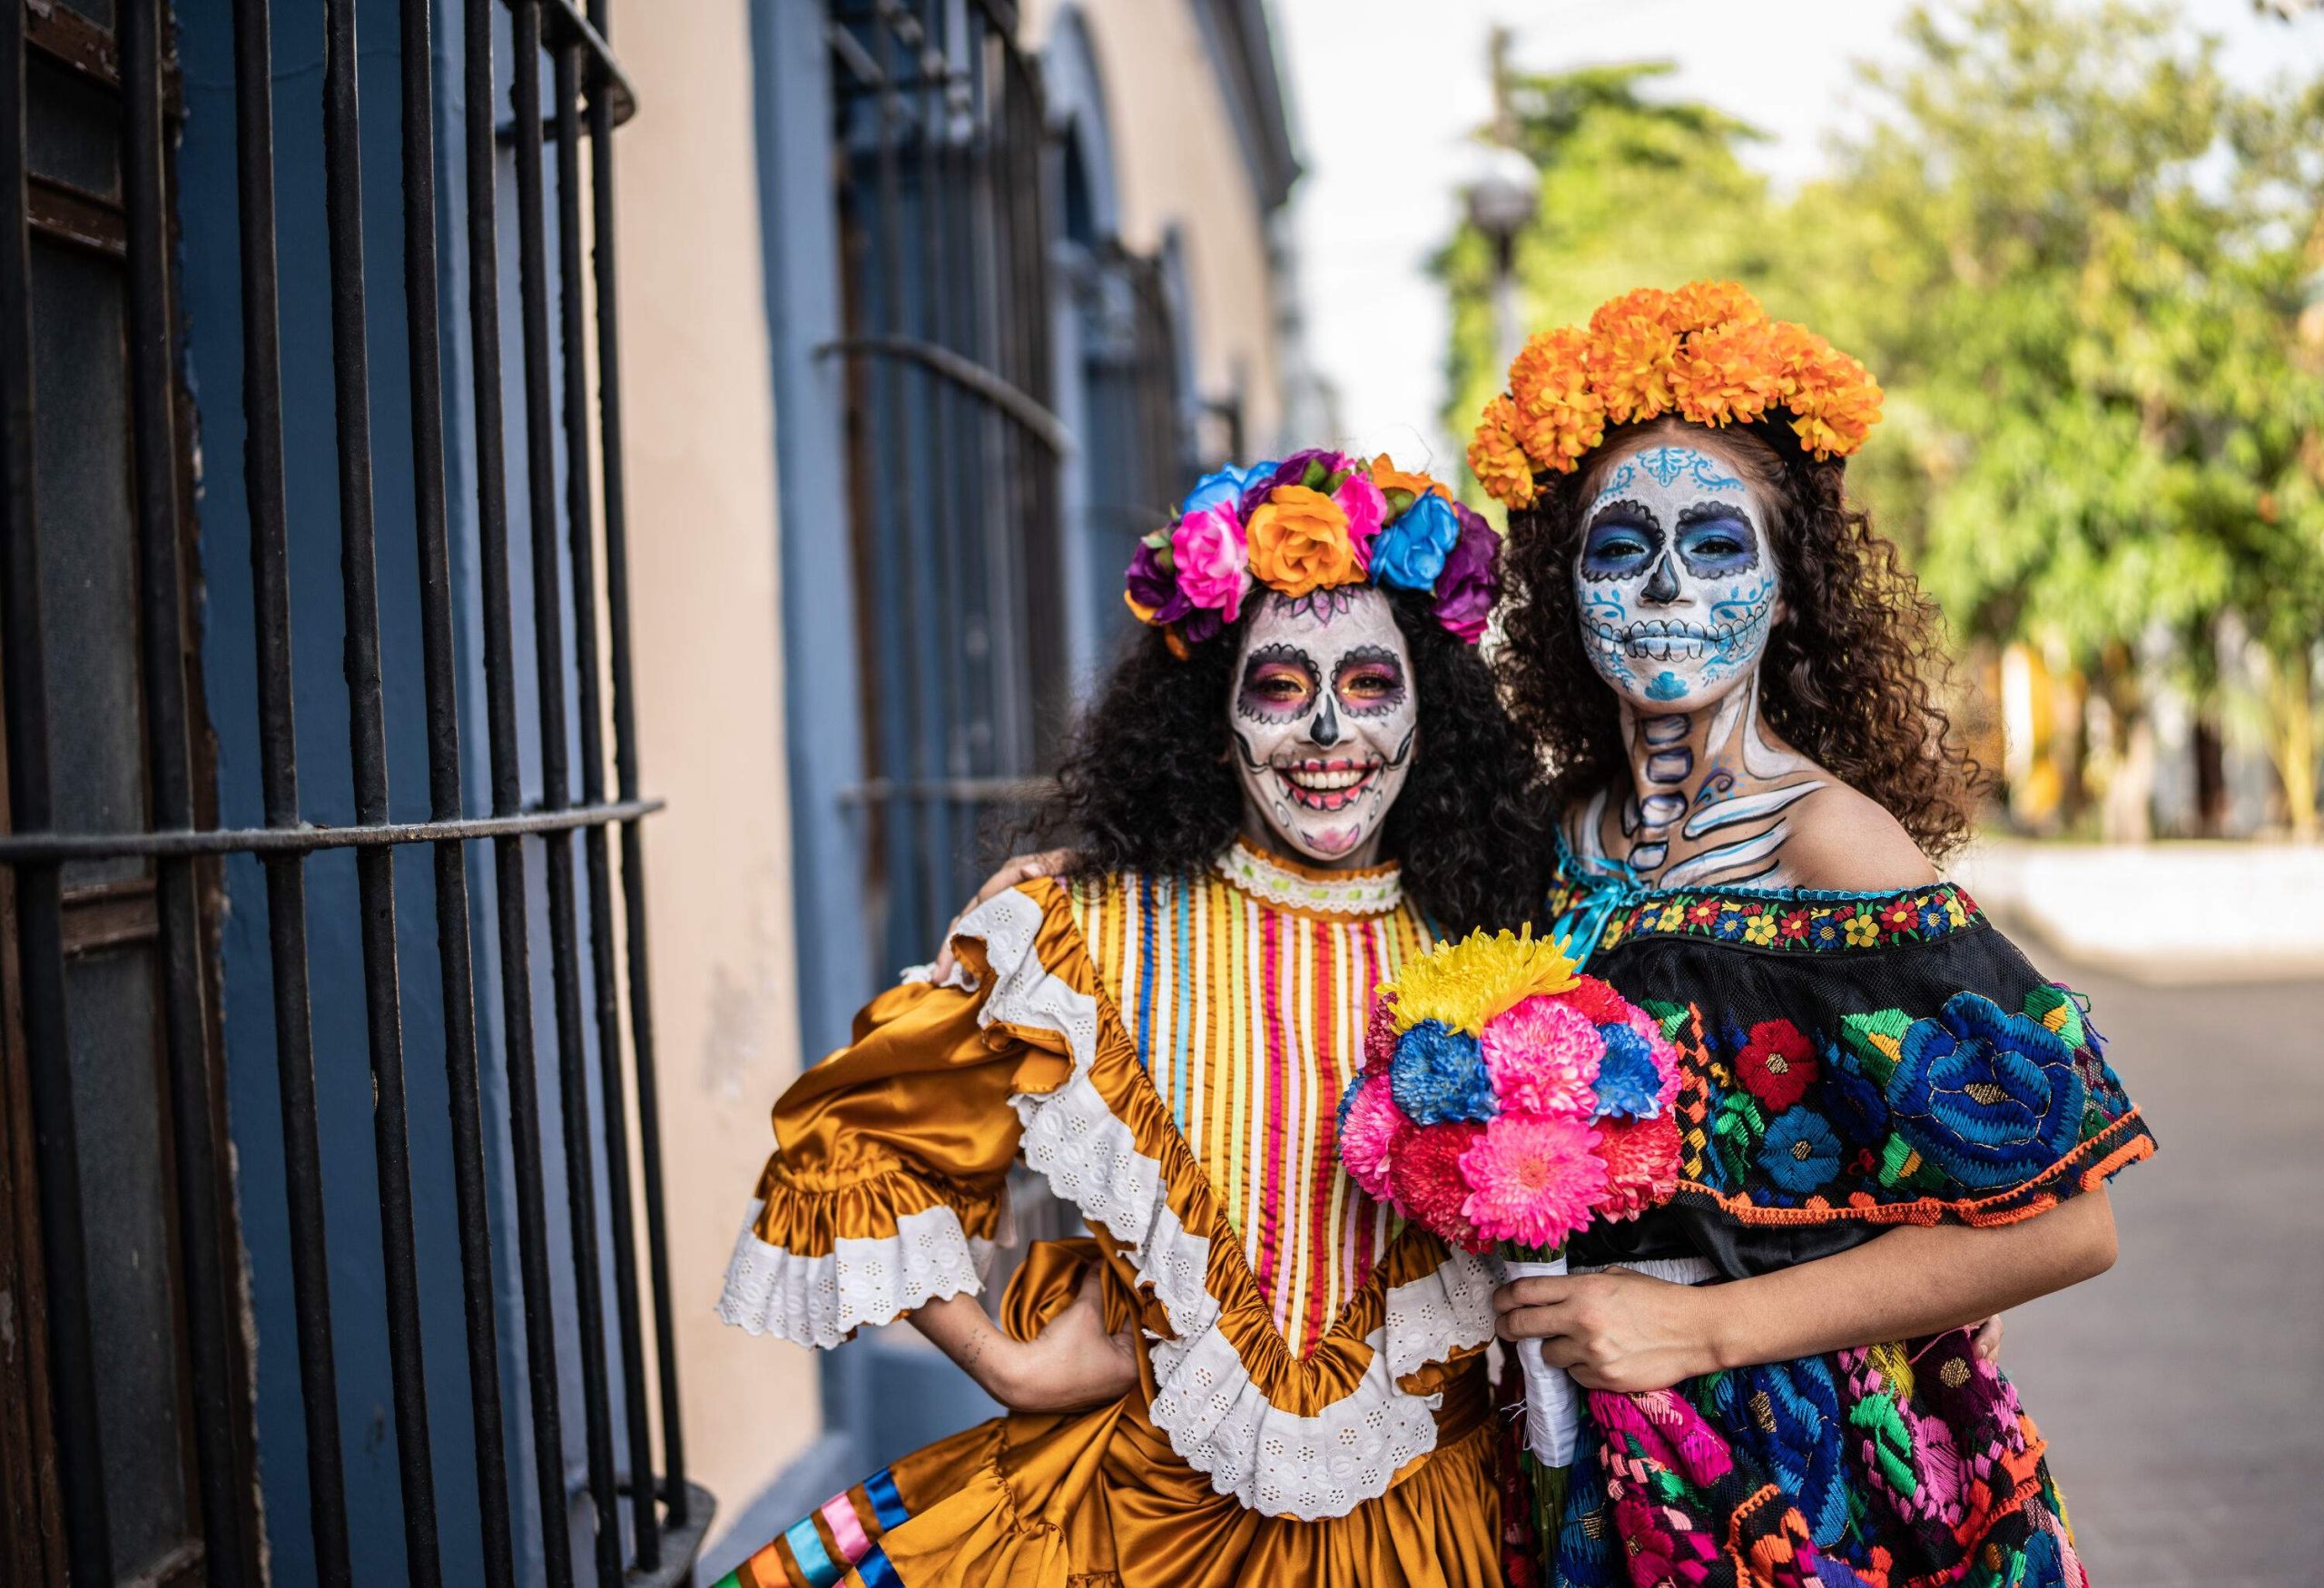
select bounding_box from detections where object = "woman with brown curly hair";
[1474,284,2153,1587]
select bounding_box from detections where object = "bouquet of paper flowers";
[1338,929,1684,1463]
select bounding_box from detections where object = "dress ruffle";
[715,1179,1000,1349]
[955,883,1500,1522]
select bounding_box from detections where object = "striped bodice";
[1068,843,1432,1356]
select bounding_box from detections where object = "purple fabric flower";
[1125,535,1191,625]
[1433,502,1502,642]
[1242,449,1362,515]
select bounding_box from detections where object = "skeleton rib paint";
[1229,588,1417,865]
[1569,440,1826,889]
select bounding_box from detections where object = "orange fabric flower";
[1369,455,1448,507]
[1669,317,1785,428]
[1586,311,1683,426]
[1468,394,1538,508]
[1245,485,1360,596]
[1508,327,1605,474]
[1664,279,1765,334]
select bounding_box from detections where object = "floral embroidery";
[1735,1019,1817,1111]
[1542,877,1986,957]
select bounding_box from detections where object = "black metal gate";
[0,1,703,1584]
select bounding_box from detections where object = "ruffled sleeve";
[714,891,1075,1348]
[1570,904,2154,1276]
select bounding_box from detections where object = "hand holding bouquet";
[1337,929,1683,1462]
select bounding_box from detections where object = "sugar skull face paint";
[1573,442,1778,712]
[1229,587,1417,864]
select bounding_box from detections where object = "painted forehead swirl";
[1586,444,1753,519]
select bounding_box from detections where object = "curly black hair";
[1497,414,1977,858]
[1021,587,1551,931]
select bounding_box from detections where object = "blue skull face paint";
[1573,442,1777,711]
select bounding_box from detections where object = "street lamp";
[1462,27,1539,367]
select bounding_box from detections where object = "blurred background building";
[0,0,1309,1583]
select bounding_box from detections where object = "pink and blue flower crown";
[1123,449,1502,654]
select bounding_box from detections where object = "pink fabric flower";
[1457,1113,1607,1250]
[1333,474,1387,570]
[1591,1112,1680,1221]
[1169,504,1250,618]
[1338,1072,1409,1206]
[1392,1120,1487,1251]
[1481,994,1605,1119]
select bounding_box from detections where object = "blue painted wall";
[174,0,633,1579]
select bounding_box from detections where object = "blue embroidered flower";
[1181,459,1278,514]
[1820,1041,1890,1148]
[1917,902,1950,935]
[1712,908,1748,941]
[1367,491,1462,590]
[1759,1107,1845,1193]
[1709,1358,1850,1549]
[1591,1022,1663,1119]
[1886,991,2085,1189]
[1388,1020,1496,1125]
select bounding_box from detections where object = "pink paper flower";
[1333,474,1387,571]
[1338,1071,1408,1205]
[1458,1113,1608,1250]
[1481,993,1605,1119]
[1169,504,1250,618]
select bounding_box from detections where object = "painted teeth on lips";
[1274,759,1382,811]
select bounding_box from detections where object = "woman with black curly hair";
[1472,284,2153,1588]
[711,451,1547,1588]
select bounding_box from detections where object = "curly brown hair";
[1498,415,1978,859]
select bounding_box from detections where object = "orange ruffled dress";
[714,843,1506,1588]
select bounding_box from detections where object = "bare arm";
[908,1272,1135,1413]
[1495,1190,2116,1392]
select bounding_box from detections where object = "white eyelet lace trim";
[714,1198,995,1350]
[1213,840,1403,917]
[962,886,1496,1521]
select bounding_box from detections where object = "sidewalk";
[1946,839,2324,985]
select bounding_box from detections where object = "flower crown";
[1124,449,1503,654]
[1465,280,1884,509]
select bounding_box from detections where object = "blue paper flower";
[1388,1019,1496,1125]
[1367,492,1461,591]
[1590,1022,1663,1119]
[1759,1106,1845,1193]
[1886,991,2085,1189]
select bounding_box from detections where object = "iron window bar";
[1,0,700,1584]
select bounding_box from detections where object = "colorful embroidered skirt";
[1515,1327,2087,1588]
[714,1375,1502,1588]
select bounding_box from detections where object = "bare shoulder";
[1778,781,1939,891]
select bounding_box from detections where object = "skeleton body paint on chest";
[1570,441,1827,890]
[1229,587,1417,867]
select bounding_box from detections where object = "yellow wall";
[608,0,817,1526]
[1023,0,1292,446]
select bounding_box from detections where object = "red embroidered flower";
[1686,899,1719,926]
[1779,911,1811,941]
[1735,1019,1817,1111]
[1879,899,1916,933]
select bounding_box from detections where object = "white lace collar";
[1212,838,1403,918]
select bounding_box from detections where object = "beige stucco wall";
[1022,0,1292,447]
[607,0,816,1546]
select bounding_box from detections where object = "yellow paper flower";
[1370,455,1448,506]
[1246,485,1359,596]
[1467,394,1538,508]
[1586,311,1683,427]
[1383,927,1581,1037]
[1670,318,1786,428]
[1665,279,1766,334]
[1509,327,1605,475]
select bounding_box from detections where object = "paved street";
[1999,952,2324,1585]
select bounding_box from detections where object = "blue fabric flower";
[1886,991,2085,1190]
[1388,1019,1496,1125]
[1591,1022,1663,1119]
[1181,459,1278,514]
[1366,492,1461,590]
[1759,1106,1845,1194]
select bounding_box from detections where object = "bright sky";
[1267,0,2324,471]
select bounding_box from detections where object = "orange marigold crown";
[1466,281,1883,508]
